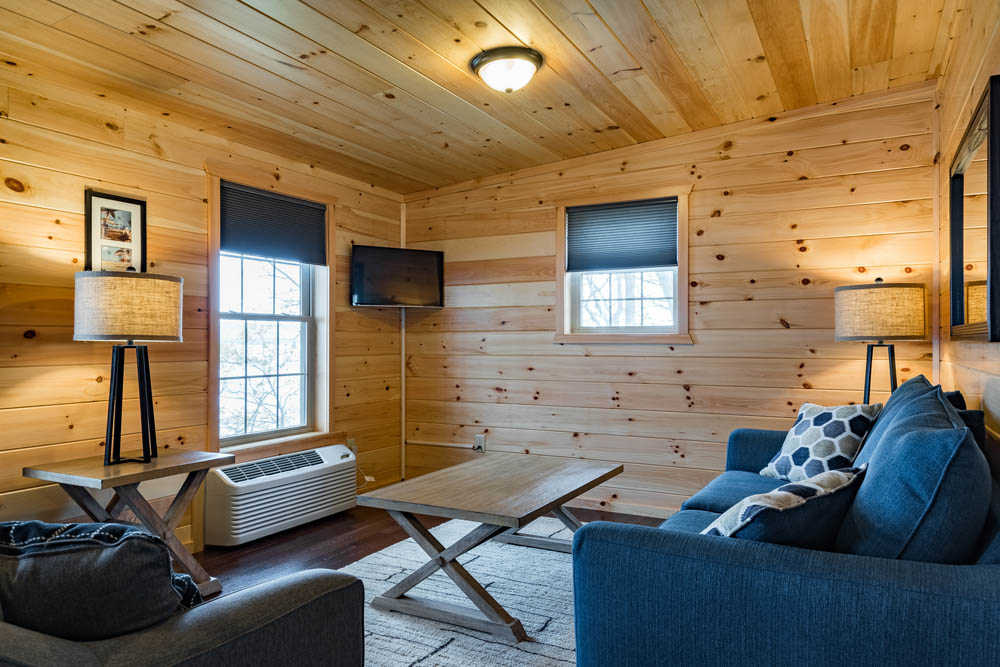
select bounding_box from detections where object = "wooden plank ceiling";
[0,0,959,193]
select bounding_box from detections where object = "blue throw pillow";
[835,387,992,563]
[701,466,866,550]
[761,403,881,481]
[944,390,967,410]
[958,409,987,448]
[941,389,986,446]
[854,374,932,466]
[0,521,202,641]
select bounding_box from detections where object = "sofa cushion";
[975,480,1000,564]
[659,510,721,534]
[930,388,984,447]
[681,471,784,513]
[835,387,992,563]
[761,402,881,481]
[944,390,967,410]
[906,385,985,446]
[0,521,202,641]
[701,467,865,550]
[854,374,932,466]
[959,409,987,448]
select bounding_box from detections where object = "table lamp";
[834,278,926,403]
[74,271,183,465]
[967,280,988,323]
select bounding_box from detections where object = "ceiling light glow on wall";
[471,47,543,93]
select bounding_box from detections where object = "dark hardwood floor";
[194,506,661,596]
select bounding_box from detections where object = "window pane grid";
[571,267,677,332]
[220,252,312,441]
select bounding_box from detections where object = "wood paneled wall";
[937,2,1000,431]
[402,84,937,518]
[0,55,402,548]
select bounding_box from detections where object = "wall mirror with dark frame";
[950,74,1000,341]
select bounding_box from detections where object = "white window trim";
[554,189,692,345]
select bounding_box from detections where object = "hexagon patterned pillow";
[760,402,882,482]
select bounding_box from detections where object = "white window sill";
[554,332,694,345]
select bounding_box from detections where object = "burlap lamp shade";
[834,280,926,403]
[74,271,183,342]
[967,280,988,324]
[834,282,926,342]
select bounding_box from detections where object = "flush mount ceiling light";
[471,46,543,93]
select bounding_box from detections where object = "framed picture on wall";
[85,189,147,272]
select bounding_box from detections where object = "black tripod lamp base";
[104,344,159,466]
[863,342,898,405]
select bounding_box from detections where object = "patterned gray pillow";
[761,402,881,482]
[0,521,202,641]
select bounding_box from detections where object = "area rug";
[340,517,576,666]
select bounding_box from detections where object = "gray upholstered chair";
[0,569,364,667]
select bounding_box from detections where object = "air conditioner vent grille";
[222,450,324,483]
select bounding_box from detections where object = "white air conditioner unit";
[205,444,357,546]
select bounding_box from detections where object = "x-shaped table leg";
[60,470,219,597]
[371,510,529,642]
[492,505,583,553]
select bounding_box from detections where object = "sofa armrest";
[87,569,364,667]
[725,428,786,472]
[573,522,1000,667]
[0,621,101,667]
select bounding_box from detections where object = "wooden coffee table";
[357,454,622,642]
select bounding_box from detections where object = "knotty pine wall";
[937,3,1000,432]
[402,84,938,518]
[0,57,402,549]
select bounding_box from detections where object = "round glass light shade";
[74,271,183,342]
[471,47,543,93]
[834,281,926,341]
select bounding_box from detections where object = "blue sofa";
[573,378,1000,667]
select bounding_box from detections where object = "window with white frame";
[564,196,684,336]
[219,253,313,443]
[216,180,328,446]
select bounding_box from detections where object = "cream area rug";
[340,517,577,666]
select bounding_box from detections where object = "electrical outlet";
[346,438,357,456]
[473,434,486,453]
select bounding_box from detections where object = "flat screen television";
[350,245,444,308]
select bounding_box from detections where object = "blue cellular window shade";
[566,197,678,272]
[220,181,327,266]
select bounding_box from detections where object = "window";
[557,193,690,343]
[219,253,313,443]
[214,179,329,448]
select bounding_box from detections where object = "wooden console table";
[23,450,235,597]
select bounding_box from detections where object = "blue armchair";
[572,428,1000,667]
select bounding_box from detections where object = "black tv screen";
[350,245,444,308]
